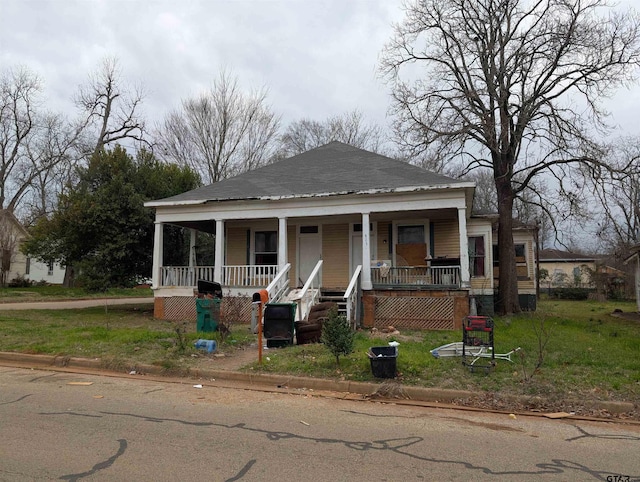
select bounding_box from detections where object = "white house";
[145,142,537,329]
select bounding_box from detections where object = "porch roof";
[146,142,473,207]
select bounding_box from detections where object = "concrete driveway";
[0,297,153,310]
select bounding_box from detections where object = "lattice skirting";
[374,296,455,330]
[157,296,252,324]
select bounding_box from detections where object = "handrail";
[344,265,362,328]
[290,259,323,321]
[344,265,362,300]
[265,263,291,303]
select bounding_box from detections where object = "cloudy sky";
[3,0,640,139]
[1,0,406,133]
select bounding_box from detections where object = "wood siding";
[432,219,459,258]
[226,227,248,265]
[377,222,391,261]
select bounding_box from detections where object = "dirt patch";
[191,344,259,371]
[611,310,640,323]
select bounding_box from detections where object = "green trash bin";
[196,297,220,332]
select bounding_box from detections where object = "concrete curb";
[0,352,636,417]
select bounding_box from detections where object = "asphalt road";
[1,366,639,481]
[0,297,153,310]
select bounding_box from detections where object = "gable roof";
[0,209,28,237]
[147,141,472,207]
[623,244,640,264]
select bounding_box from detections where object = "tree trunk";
[495,177,521,315]
[63,265,75,288]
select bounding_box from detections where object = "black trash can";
[368,346,398,378]
[263,303,296,348]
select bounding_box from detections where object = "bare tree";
[381,0,640,314]
[0,67,41,212]
[592,138,640,254]
[157,71,280,184]
[76,57,148,158]
[0,67,81,219]
[279,110,387,157]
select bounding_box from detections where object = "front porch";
[158,264,463,291]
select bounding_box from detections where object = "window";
[353,223,373,232]
[468,236,485,277]
[25,257,31,275]
[254,231,277,265]
[47,261,54,276]
[398,225,424,244]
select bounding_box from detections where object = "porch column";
[458,208,470,288]
[361,212,373,290]
[278,217,288,269]
[151,221,163,289]
[189,229,196,267]
[214,219,224,282]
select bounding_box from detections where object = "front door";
[297,226,321,287]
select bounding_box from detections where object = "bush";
[320,307,354,366]
[8,275,33,288]
[549,287,592,300]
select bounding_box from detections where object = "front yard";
[0,295,637,416]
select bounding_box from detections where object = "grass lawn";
[0,286,153,303]
[0,297,637,405]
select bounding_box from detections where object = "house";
[623,244,640,312]
[0,209,29,286]
[24,258,66,285]
[538,249,597,288]
[145,142,537,329]
[0,209,65,286]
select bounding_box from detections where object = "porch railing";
[371,265,461,288]
[161,266,213,287]
[344,265,362,328]
[290,259,323,322]
[223,265,278,287]
[160,265,278,288]
[265,263,291,303]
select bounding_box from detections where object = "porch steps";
[319,289,347,317]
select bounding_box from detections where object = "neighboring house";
[145,142,537,329]
[24,258,66,285]
[0,209,66,286]
[623,244,640,312]
[0,209,28,286]
[538,249,597,288]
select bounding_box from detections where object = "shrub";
[549,287,592,300]
[320,307,354,366]
[8,275,33,288]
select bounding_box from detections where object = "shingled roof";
[148,141,469,206]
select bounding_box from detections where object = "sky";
[2,0,640,141]
[0,0,405,133]
[2,0,639,251]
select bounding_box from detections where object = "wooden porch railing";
[371,265,461,288]
[344,265,362,328]
[289,259,323,322]
[160,265,278,288]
